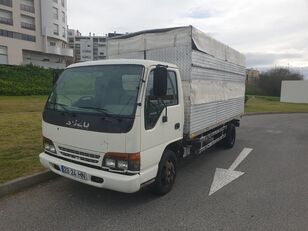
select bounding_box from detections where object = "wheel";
[221,123,236,149]
[151,150,177,196]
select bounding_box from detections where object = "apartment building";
[68,30,124,63]
[68,31,107,63]
[246,68,260,85]
[0,0,73,68]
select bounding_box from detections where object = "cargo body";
[107,26,246,138]
[39,26,245,195]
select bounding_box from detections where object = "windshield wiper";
[76,106,110,115]
[47,102,69,112]
[77,106,133,120]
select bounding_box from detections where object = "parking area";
[0,114,308,231]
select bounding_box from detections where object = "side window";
[165,71,178,106]
[144,70,178,130]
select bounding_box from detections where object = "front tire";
[151,150,177,196]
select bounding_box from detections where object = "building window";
[0,29,36,42]
[50,41,56,46]
[61,0,65,7]
[53,24,59,35]
[0,0,12,7]
[62,11,65,23]
[62,27,66,38]
[0,45,8,64]
[20,0,35,13]
[53,7,58,20]
[21,14,35,30]
[53,0,58,3]
[0,9,13,25]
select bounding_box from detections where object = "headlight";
[117,160,128,170]
[43,137,57,154]
[105,158,116,168]
[103,152,140,173]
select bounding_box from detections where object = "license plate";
[61,165,87,181]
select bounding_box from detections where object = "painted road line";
[209,148,253,196]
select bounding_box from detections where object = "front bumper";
[39,152,141,193]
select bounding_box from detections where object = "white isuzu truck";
[39,26,246,195]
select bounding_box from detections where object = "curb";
[0,170,58,198]
[244,112,308,116]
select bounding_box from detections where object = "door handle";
[175,123,180,130]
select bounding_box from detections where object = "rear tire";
[151,150,177,196]
[221,123,236,149]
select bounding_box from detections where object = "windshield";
[46,65,144,118]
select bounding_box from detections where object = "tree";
[258,67,303,96]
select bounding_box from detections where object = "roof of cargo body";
[107,26,245,66]
[67,59,179,69]
[111,26,188,39]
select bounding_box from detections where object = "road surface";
[1,114,308,231]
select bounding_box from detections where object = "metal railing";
[21,22,35,30]
[0,17,13,25]
[20,4,35,13]
[0,0,12,7]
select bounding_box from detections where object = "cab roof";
[67,59,178,69]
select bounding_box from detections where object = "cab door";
[140,67,184,182]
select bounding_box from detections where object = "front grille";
[58,146,101,164]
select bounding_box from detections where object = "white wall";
[41,0,67,42]
[281,80,308,103]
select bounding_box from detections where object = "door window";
[144,70,178,130]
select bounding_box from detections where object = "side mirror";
[153,66,168,98]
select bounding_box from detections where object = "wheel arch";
[163,139,183,161]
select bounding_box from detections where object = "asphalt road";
[1,114,308,231]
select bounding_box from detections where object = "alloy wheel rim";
[162,160,175,186]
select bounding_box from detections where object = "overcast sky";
[67,0,308,77]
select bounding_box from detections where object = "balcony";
[0,17,13,25]
[47,46,73,57]
[21,22,35,30]
[20,4,35,13]
[0,0,12,7]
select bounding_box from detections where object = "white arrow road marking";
[209,148,253,196]
[229,148,253,171]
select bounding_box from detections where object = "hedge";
[0,64,61,96]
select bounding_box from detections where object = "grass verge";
[0,96,47,184]
[245,95,308,113]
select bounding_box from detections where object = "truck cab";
[40,59,184,194]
